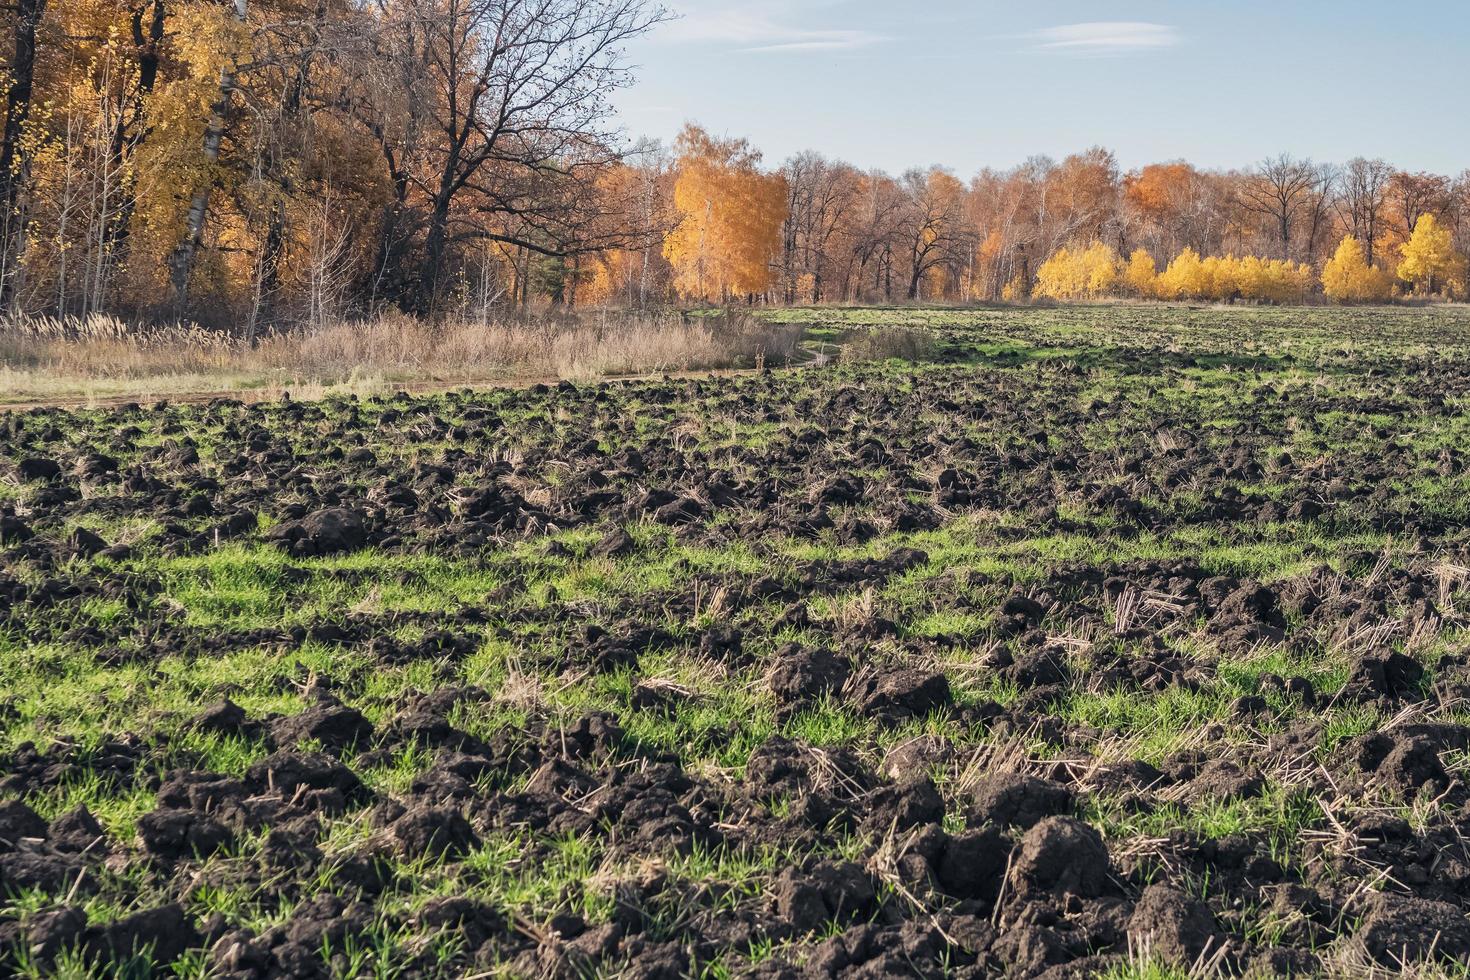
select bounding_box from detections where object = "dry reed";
[0,310,801,403]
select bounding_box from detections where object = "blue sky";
[613,0,1469,176]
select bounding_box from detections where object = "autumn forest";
[5,0,1469,329]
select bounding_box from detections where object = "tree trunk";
[0,0,48,309]
[637,245,649,307]
[781,219,795,304]
[103,0,166,256]
[168,0,247,305]
[0,0,45,214]
[257,200,286,328]
[368,137,412,312]
[421,195,452,315]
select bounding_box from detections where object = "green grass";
[10,303,1470,975]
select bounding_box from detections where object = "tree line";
[1031,215,1461,304]
[4,0,1468,327]
[643,143,1470,307]
[0,0,670,327]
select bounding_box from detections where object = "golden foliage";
[5,3,1462,318]
[1149,249,1313,303]
[1123,249,1158,297]
[1397,214,1467,297]
[1123,163,1197,221]
[1321,236,1394,303]
[1034,242,1121,300]
[1027,244,1319,305]
[664,125,787,301]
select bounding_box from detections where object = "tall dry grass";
[0,310,801,403]
[835,326,935,364]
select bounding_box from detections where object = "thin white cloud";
[743,37,878,54]
[658,2,887,54]
[1030,22,1180,55]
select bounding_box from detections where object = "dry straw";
[0,310,802,402]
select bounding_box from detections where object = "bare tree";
[1452,171,1470,257]
[353,0,668,315]
[1041,147,1121,253]
[839,171,901,301]
[1337,158,1393,265]
[900,167,968,301]
[1237,154,1319,261]
[304,194,353,329]
[781,151,862,303]
[1387,170,1452,238]
[1301,163,1338,264]
[624,140,673,307]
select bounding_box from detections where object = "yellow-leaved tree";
[1397,214,1466,297]
[1236,256,1314,303]
[1322,236,1393,303]
[1034,242,1120,300]
[1123,249,1158,297]
[1032,248,1077,300]
[664,125,787,302]
[1153,250,1312,303]
[1156,248,1206,299]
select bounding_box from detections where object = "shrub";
[1035,242,1122,300]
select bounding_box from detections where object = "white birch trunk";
[168,0,247,303]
